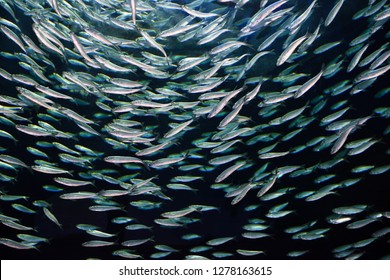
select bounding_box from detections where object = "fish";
[161,207,197,219]
[82,240,116,247]
[54,177,94,187]
[289,1,318,32]
[122,237,153,247]
[257,171,279,198]
[325,0,345,26]
[294,68,324,98]
[276,34,308,66]
[31,164,72,175]
[42,207,62,228]
[148,154,188,169]
[240,0,289,34]
[0,238,37,250]
[60,192,98,200]
[17,234,49,244]
[0,0,388,261]
[86,229,117,238]
[215,161,246,183]
[163,120,193,139]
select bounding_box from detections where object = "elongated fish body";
[129,0,137,25]
[294,68,324,98]
[325,0,345,27]
[347,43,370,72]
[241,0,288,34]
[276,35,307,66]
[288,1,317,32]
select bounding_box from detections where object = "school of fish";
[0,0,389,259]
